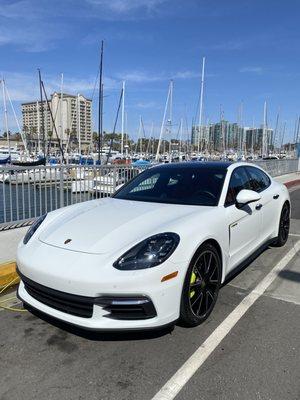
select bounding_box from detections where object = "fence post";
[60,166,64,208]
[112,166,117,193]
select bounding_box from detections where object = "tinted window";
[114,167,227,206]
[246,167,271,192]
[225,167,251,206]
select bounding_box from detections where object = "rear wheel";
[180,243,221,327]
[273,203,290,247]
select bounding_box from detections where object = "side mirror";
[236,189,261,208]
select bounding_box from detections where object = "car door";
[245,166,277,241]
[224,166,263,272]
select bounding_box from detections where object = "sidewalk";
[274,171,300,188]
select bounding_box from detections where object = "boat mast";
[198,57,205,154]
[239,101,244,155]
[155,81,172,161]
[147,122,154,155]
[280,122,286,152]
[77,94,81,155]
[296,116,300,145]
[4,83,28,155]
[121,80,125,156]
[140,116,143,154]
[98,41,104,163]
[220,104,225,154]
[60,73,64,149]
[273,109,280,153]
[38,69,46,158]
[179,117,183,154]
[169,79,173,155]
[36,101,40,153]
[251,117,254,155]
[125,111,128,155]
[40,79,65,162]
[262,101,268,156]
[1,79,11,159]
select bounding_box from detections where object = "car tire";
[273,202,290,247]
[180,243,222,327]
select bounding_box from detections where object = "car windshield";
[114,166,227,206]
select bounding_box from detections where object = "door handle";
[256,203,263,210]
[273,194,279,199]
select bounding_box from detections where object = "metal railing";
[0,165,144,228]
[252,158,299,177]
[0,159,298,228]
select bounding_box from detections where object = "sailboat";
[12,157,46,167]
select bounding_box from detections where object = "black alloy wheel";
[274,203,290,247]
[180,243,221,327]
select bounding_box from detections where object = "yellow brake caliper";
[190,271,197,298]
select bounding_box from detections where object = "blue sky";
[1,0,300,142]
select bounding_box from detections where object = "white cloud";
[116,69,200,83]
[116,71,162,83]
[135,101,158,109]
[86,0,167,17]
[1,71,120,103]
[173,70,200,79]
[210,39,249,51]
[239,66,264,74]
[0,1,69,52]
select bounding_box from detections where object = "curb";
[0,261,19,290]
[284,179,300,189]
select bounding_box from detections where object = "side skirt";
[222,238,275,286]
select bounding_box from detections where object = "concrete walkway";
[0,227,28,264]
[274,171,300,186]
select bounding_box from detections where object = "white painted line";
[151,241,300,400]
[289,233,300,237]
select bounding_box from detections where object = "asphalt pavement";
[0,190,300,400]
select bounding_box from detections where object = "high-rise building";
[22,92,92,149]
[245,127,273,153]
[192,121,244,152]
[192,121,274,153]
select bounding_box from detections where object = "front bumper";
[18,269,157,320]
[17,241,184,330]
[18,280,179,330]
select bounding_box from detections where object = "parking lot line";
[151,241,300,400]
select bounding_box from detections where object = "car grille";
[20,272,94,318]
[18,269,157,321]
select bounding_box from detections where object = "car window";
[225,167,251,206]
[245,167,271,193]
[130,174,160,193]
[114,167,227,206]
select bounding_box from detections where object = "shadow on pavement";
[222,243,271,286]
[24,304,175,341]
[278,269,300,283]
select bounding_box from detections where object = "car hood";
[38,198,210,255]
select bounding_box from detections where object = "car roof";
[151,161,232,170]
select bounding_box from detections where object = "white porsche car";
[17,162,290,331]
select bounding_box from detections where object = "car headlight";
[23,213,47,245]
[113,232,180,270]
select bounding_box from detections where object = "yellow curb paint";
[0,261,19,289]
